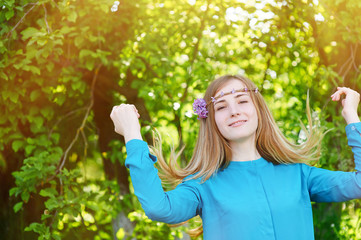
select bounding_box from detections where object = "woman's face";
[213,79,258,144]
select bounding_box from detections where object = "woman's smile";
[228,119,247,127]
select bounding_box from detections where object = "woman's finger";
[131,105,140,118]
[331,87,350,101]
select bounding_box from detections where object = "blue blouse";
[125,123,361,240]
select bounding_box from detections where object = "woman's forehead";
[215,79,245,96]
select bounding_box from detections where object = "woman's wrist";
[343,111,360,124]
[124,131,143,143]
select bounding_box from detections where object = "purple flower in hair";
[193,98,208,119]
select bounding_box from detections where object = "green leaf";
[0,43,6,54]
[85,59,95,70]
[26,138,36,145]
[5,10,14,20]
[25,222,47,234]
[54,94,65,106]
[30,90,41,102]
[25,47,37,60]
[116,228,125,239]
[0,71,8,81]
[46,62,54,72]
[25,145,36,155]
[28,65,41,75]
[9,92,19,103]
[15,6,23,11]
[5,0,15,8]
[37,39,48,46]
[13,62,23,70]
[52,234,61,240]
[67,11,77,22]
[99,231,111,239]
[79,49,93,59]
[41,213,52,221]
[33,116,44,129]
[9,187,20,197]
[21,27,39,41]
[71,81,83,91]
[74,36,84,47]
[13,202,23,213]
[40,107,53,119]
[59,26,75,34]
[51,133,60,144]
[45,198,58,211]
[39,188,58,198]
[15,49,23,55]
[12,140,24,152]
[9,133,23,140]
[21,191,30,202]
[1,91,10,101]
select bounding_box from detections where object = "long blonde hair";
[151,75,325,237]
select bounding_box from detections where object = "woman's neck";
[229,137,261,162]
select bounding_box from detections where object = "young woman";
[110,75,361,240]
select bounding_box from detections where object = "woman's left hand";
[331,87,360,124]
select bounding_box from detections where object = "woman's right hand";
[110,104,143,143]
[331,87,360,124]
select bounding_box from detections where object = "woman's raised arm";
[110,104,202,224]
[305,87,361,202]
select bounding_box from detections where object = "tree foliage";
[0,0,360,239]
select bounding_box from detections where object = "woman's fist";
[110,104,142,143]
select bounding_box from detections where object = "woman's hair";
[151,74,325,237]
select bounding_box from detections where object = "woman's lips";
[229,120,247,127]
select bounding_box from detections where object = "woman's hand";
[110,104,143,143]
[331,87,360,124]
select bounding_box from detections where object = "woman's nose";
[229,103,240,117]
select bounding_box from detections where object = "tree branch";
[6,2,39,39]
[80,128,88,182]
[58,64,102,171]
[350,43,360,73]
[136,56,160,78]
[42,4,51,34]
[338,56,352,77]
[48,107,88,139]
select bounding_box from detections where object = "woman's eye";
[239,101,248,104]
[216,106,226,111]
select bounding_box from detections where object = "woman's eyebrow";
[234,93,247,98]
[214,99,225,106]
[214,93,248,105]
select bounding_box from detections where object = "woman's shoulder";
[180,171,220,189]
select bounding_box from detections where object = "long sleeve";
[305,122,361,202]
[125,139,202,224]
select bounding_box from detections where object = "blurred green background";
[0,0,360,239]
